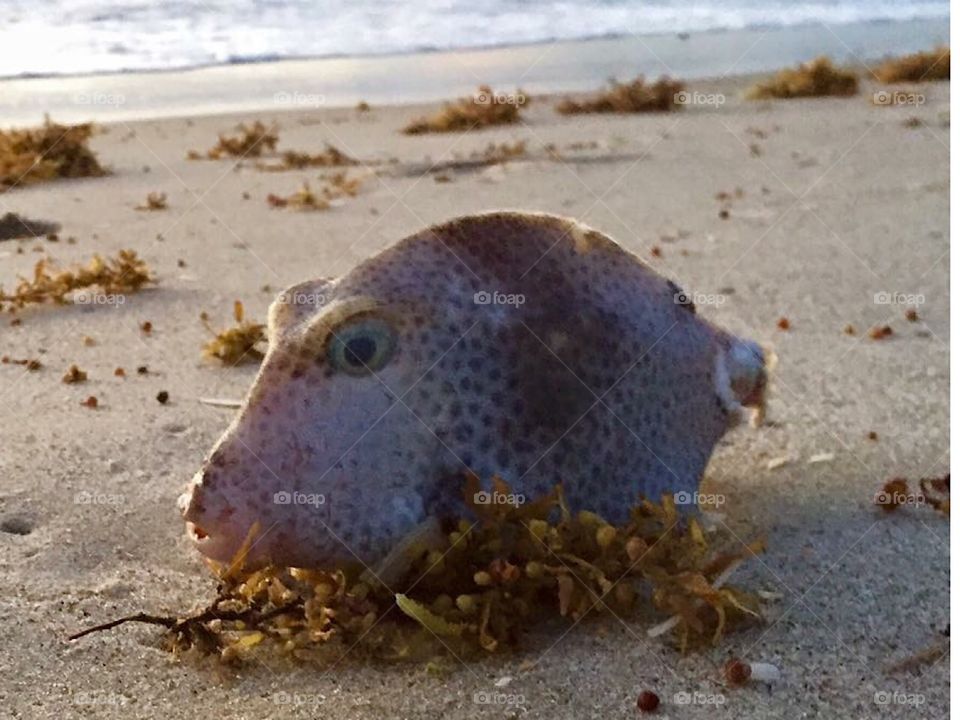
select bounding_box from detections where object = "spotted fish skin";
[180,212,766,569]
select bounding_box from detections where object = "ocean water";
[0,0,950,78]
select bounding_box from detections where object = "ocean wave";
[0,0,950,78]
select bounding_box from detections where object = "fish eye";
[327,317,396,376]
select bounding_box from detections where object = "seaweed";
[266,173,366,210]
[874,47,950,83]
[62,364,87,384]
[466,141,527,166]
[256,145,359,171]
[70,480,765,663]
[403,86,524,134]
[201,301,266,365]
[555,76,684,114]
[746,58,859,100]
[135,192,168,211]
[0,250,153,313]
[1,356,42,371]
[267,182,330,211]
[0,117,107,192]
[188,122,366,173]
[188,121,279,160]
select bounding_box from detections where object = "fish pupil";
[344,336,377,367]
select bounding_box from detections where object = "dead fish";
[180,211,766,569]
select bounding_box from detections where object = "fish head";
[179,271,453,570]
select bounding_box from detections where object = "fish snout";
[720,339,768,412]
[178,464,256,566]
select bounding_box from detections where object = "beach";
[0,17,950,125]
[0,32,950,720]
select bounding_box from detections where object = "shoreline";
[0,16,949,126]
[1,15,949,82]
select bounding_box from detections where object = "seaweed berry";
[636,690,659,712]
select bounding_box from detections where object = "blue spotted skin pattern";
[179,212,766,569]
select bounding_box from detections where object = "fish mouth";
[186,521,208,541]
[183,519,246,565]
[178,473,248,565]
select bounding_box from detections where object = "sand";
[0,71,949,719]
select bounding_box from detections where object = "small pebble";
[0,517,32,535]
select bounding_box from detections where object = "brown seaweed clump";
[470,140,527,165]
[874,47,950,83]
[135,192,168,211]
[555,76,685,114]
[746,57,859,100]
[201,301,266,365]
[402,86,525,134]
[0,117,107,192]
[72,479,765,664]
[0,250,152,312]
[256,145,360,171]
[266,173,366,211]
[188,121,279,160]
[188,122,363,170]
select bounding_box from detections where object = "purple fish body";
[180,212,765,568]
